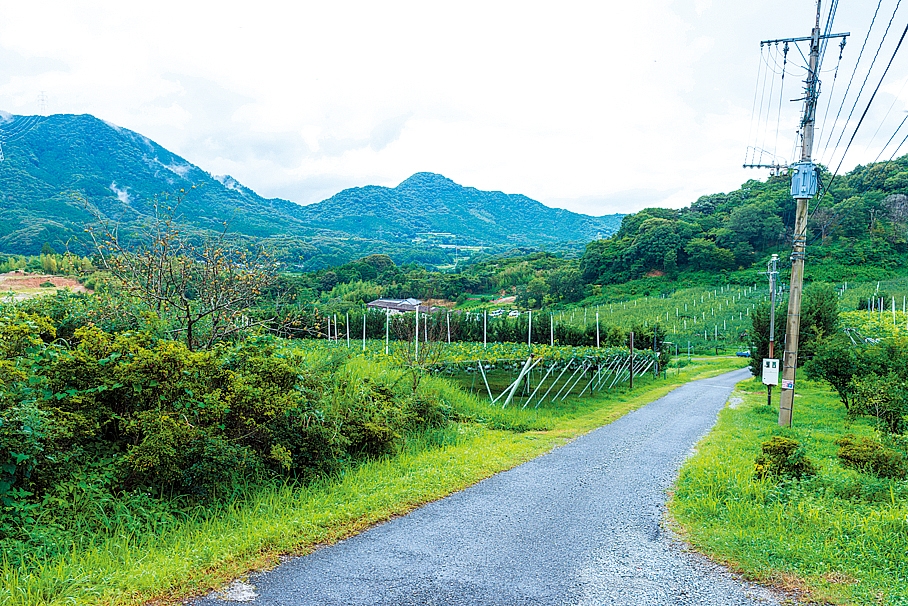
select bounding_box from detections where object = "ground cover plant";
[0,287,745,604]
[670,376,908,605]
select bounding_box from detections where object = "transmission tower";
[38,91,48,115]
[749,1,848,426]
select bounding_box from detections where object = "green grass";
[670,377,908,605]
[1,357,744,605]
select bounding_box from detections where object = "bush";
[754,436,816,480]
[836,434,907,479]
[851,372,908,434]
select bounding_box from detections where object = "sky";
[1,0,906,215]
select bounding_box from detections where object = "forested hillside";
[0,114,621,268]
[286,158,908,312]
[298,172,621,246]
[580,160,908,285]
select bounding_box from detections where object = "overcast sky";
[1,0,905,215]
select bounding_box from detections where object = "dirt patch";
[491,295,516,305]
[425,298,456,309]
[645,269,665,277]
[0,272,90,300]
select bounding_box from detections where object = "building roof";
[367,298,442,313]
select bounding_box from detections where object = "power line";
[760,44,780,165]
[873,111,908,162]
[773,43,790,160]
[819,0,886,159]
[823,0,902,165]
[815,37,847,150]
[746,47,766,165]
[753,44,773,164]
[821,15,908,205]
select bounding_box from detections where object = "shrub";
[851,372,908,434]
[836,434,907,479]
[754,436,816,480]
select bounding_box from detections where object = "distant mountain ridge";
[0,113,623,267]
[298,172,619,246]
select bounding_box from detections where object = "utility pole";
[751,1,848,427]
[766,254,779,407]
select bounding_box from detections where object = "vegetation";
[671,377,908,605]
[0,115,620,268]
[0,280,741,604]
[580,162,908,285]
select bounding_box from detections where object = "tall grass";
[670,378,908,605]
[1,357,742,605]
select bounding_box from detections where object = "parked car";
[735,351,751,357]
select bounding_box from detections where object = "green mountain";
[0,113,623,268]
[298,172,620,246]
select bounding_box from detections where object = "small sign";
[781,379,794,390]
[761,358,779,386]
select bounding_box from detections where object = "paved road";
[195,368,780,606]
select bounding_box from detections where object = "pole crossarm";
[760,32,849,45]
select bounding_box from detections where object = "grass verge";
[2,356,744,606]
[669,377,908,605]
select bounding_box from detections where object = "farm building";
[366,298,441,314]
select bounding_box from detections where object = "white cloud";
[109,182,129,204]
[1,0,905,216]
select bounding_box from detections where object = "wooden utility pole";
[751,1,848,427]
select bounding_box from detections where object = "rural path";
[194,367,781,606]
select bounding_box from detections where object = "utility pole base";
[778,391,793,426]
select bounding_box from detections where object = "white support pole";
[524,362,558,408]
[550,313,554,346]
[362,312,366,351]
[334,314,338,341]
[596,312,600,348]
[560,362,592,401]
[346,312,350,347]
[415,307,419,359]
[385,309,390,355]
[447,311,451,343]
[528,310,532,346]
[483,310,487,348]
[538,362,572,406]
[326,315,331,341]
[477,360,494,402]
[424,312,428,342]
[502,357,537,408]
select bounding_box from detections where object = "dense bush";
[807,336,908,432]
[0,307,456,541]
[754,436,816,480]
[748,282,839,376]
[851,372,908,434]
[836,434,907,479]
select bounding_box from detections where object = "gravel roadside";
[193,367,781,606]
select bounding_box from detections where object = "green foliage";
[0,307,463,543]
[753,436,816,480]
[580,161,908,285]
[0,115,621,267]
[749,282,839,375]
[672,379,908,604]
[835,434,907,479]
[852,372,908,434]
[805,334,859,410]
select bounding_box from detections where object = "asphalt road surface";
[194,367,781,606]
